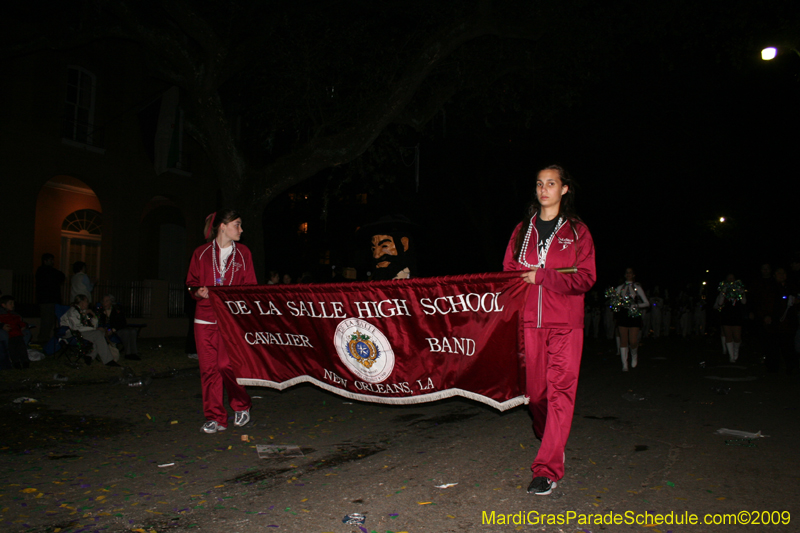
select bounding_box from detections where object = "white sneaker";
[202,420,226,434]
[187,353,199,360]
[234,409,250,427]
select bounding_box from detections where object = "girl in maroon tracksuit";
[503,165,596,495]
[187,209,257,434]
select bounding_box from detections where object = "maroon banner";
[209,272,528,411]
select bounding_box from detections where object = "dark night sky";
[262,3,800,293]
[383,28,799,292]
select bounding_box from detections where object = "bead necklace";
[212,240,236,286]
[517,215,564,269]
[620,282,640,302]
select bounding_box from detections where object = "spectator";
[35,253,66,343]
[281,273,293,285]
[267,271,280,285]
[97,294,140,361]
[650,286,664,339]
[773,267,797,374]
[0,295,31,369]
[61,294,119,366]
[749,263,776,364]
[70,261,94,303]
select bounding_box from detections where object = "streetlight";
[719,216,725,223]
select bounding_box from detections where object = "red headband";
[204,212,217,240]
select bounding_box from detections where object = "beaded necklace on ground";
[517,214,564,269]
[212,239,236,286]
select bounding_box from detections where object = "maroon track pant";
[195,322,252,426]
[524,327,583,481]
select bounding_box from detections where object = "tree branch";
[249,10,503,206]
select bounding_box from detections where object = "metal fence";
[11,272,35,305]
[13,273,185,319]
[94,280,152,318]
[168,282,186,317]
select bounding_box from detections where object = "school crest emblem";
[334,319,395,383]
[348,331,379,368]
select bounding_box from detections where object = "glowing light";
[762,47,777,60]
[719,217,726,223]
[702,281,707,285]
[706,270,710,273]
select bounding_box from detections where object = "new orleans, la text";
[323,369,433,395]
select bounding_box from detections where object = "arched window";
[61,209,102,282]
[62,209,102,235]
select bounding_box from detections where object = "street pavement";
[1,336,798,533]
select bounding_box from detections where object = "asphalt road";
[1,336,798,533]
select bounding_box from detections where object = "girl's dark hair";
[204,209,242,241]
[72,294,89,305]
[513,165,581,260]
[73,261,87,273]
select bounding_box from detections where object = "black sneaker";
[527,476,557,495]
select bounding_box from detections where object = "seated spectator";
[0,295,31,369]
[97,294,140,360]
[61,294,120,367]
[281,273,293,285]
[267,270,280,285]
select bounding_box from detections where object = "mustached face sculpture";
[371,233,411,280]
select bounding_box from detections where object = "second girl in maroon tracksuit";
[503,165,596,495]
[187,209,257,434]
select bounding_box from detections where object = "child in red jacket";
[0,295,31,369]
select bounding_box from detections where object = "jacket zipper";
[536,217,567,329]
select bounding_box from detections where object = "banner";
[210,272,528,411]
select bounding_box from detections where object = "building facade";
[1,40,219,315]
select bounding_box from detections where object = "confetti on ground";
[434,483,457,489]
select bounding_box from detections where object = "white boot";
[616,335,621,355]
[721,336,727,354]
[631,347,639,368]
[726,342,735,363]
[621,347,629,372]
[732,342,741,363]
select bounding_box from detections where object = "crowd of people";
[581,260,800,374]
[0,255,142,370]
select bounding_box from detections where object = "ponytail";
[203,209,242,242]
